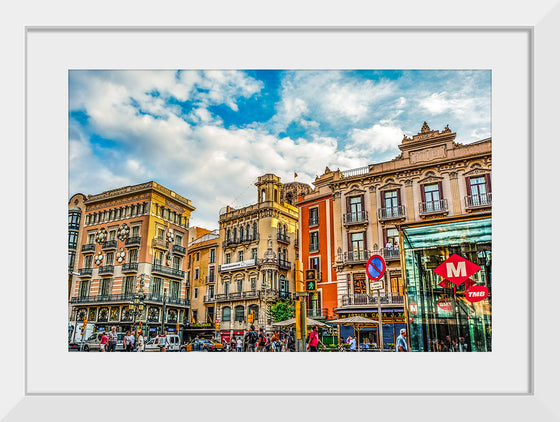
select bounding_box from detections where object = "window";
[128,249,138,263]
[225,253,231,264]
[252,248,258,261]
[467,175,491,205]
[187,255,191,268]
[68,231,78,249]
[100,278,111,296]
[68,251,76,268]
[109,230,116,241]
[192,310,198,323]
[227,229,231,241]
[248,304,259,320]
[309,207,319,226]
[153,251,163,265]
[237,279,243,292]
[246,225,250,240]
[176,234,183,246]
[106,252,114,265]
[279,275,288,293]
[238,251,244,262]
[172,256,181,270]
[79,281,89,297]
[208,285,215,299]
[169,281,180,299]
[84,255,93,268]
[348,232,367,260]
[209,249,216,263]
[150,277,163,297]
[239,227,244,241]
[253,222,258,238]
[87,233,95,244]
[233,228,237,241]
[157,228,164,239]
[309,231,319,252]
[132,226,140,237]
[390,273,404,295]
[123,276,135,294]
[208,266,215,283]
[194,268,199,280]
[235,305,245,322]
[222,306,231,321]
[251,277,257,291]
[382,190,401,217]
[353,273,367,295]
[347,195,364,221]
[196,252,200,261]
[384,228,399,249]
[421,182,443,212]
[193,288,199,299]
[224,281,230,295]
[68,212,81,229]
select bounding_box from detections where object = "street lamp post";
[128,275,146,347]
[161,288,167,334]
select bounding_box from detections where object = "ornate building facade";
[302,122,492,351]
[68,181,195,339]
[213,174,310,343]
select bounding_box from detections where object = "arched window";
[239,226,243,241]
[222,306,231,321]
[224,281,230,295]
[261,189,266,202]
[246,225,250,240]
[227,229,231,241]
[233,228,237,241]
[248,304,259,320]
[235,305,245,322]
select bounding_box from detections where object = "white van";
[144,334,182,352]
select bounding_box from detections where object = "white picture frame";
[3,0,556,419]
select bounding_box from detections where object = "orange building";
[297,168,338,320]
[68,181,195,340]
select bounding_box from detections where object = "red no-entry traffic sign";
[366,255,386,281]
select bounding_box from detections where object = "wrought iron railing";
[172,244,186,255]
[98,265,114,275]
[307,307,328,318]
[102,240,118,250]
[309,242,320,253]
[125,236,141,246]
[277,233,291,244]
[308,216,319,226]
[341,293,404,306]
[278,259,292,270]
[152,263,185,279]
[222,234,260,248]
[81,244,96,253]
[465,193,492,208]
[381,248,400,261]
[78,267,93,276]
[377,205,406,220]
[342,250,371,263]
[343,211,368,225]
[121,262,138,272]
[152,237,167,249]
[419,199,448,214]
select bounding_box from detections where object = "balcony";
[102,240,118,250]
[381,248,400,261]
[152,237,168,250]
[377,205,406,221]
[341,293,404,306]
[278,259,292,270]
[121,262,138,273]
[78,267,93,277]
[203,295,216,303]
[70,293,136,304]
[343,211,368,226]
[145,295,190,307]
[277,233,291,245]
[418,199,448,215]
[172,244,186,256]
[98,265,114,275]
[152,263,185,279]
[307,307,328,318]
[222,234,259,249]
[465,193,492,209]
[213,290,285,302]
[81,244,96,253]
[342,250,372,264]
[125,236,142,247]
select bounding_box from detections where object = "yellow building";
[68,181,195,341]
[184,229,219,340]
[213,174,309,344]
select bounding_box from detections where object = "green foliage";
[267,299,295,323]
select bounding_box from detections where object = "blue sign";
[366,255,386,281]
[97,327,106,332]
[168,328,176,332]
[149,328,157,332]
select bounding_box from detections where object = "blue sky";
[69,70,491,230]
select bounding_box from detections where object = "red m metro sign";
[433,254,481,285]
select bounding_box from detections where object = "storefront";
[335,309,406,350]
[401,217,492,352]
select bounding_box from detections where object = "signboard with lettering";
[465,285,489,302]
[433,254,481,285]
[220,259,256,272]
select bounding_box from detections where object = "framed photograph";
[3,0,556,420]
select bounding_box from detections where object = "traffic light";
[215,322,220,331]
[248,312,254,323]
[80,318,87,334]
[305,269,317,291]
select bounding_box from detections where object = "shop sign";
[233,331,244,335]
[433,254,481,285]
[189,323,213,328]
[220,259,256,271]
[465,285,489,302]
[409,302,418,316]
[437,300,453,311]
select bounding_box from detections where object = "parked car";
[184,338,224,352]
[83,332,105,351]
[144,335,182,352]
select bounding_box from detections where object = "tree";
[267,299,295,323]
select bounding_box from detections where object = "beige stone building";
[212,174,310,343]
[317,122,492,347]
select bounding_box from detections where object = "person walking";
[236,337,243,352]
[99,331,108,352]
[349,335,357,352]
[257,328,267,352]
[396,328,408,352]
[306,326,325,352]
[230,337,236,352]
[125,331,135,352]
[287,330,296,352]
[107,326,118,352]
[244,325,258,352]
[136,332,144,352]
